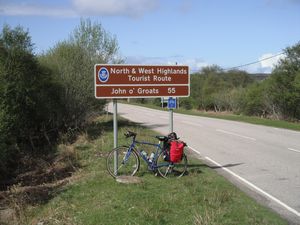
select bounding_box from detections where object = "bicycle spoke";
[156,152,187,178]
[164,166,171,176]
[106,146,140,178]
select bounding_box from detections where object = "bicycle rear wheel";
[156,151,187,178]
[106,146,140,178]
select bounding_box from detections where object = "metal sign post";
[113,99,118,175]
[167,97,177,133]
[169,109,173,133]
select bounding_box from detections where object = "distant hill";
[249,73,270,81]
[190,71,270,81]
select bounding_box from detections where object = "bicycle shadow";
[186,162,243,175]
[145,123,168,129]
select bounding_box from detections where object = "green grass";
[126,101,300,131]
[24,116,288,225]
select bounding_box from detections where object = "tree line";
[0,19,121,179]
[185,43,300,121]
[137,42,300,122]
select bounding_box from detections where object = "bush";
[0,25,63,178]
[39,19,122,129]
[180,97,193,110]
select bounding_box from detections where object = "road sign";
[94,64,189,99]
[167,97,177,109]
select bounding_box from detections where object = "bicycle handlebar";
[124,130,187,146]
[124,130,137,138]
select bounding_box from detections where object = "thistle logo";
[98,67,109,83]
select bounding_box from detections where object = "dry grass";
[0,143,81,225]
[194,208,216,225]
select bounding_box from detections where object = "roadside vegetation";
[1,116,288,225]
[130,41,300,129]
[127,102,300,132]
[0,19,120,181]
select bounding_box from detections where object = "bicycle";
[106,130,188,178]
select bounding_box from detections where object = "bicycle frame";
[126,136,164,171]
[106,131,188,178]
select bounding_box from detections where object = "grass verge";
[20,115,287,225]
[126,101,300,132]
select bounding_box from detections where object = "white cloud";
[232,52,285,74]
[0,3,76,17]
[125,55,209,73]
[72,0,159,17]
[0,0,160,18]
[259,53,284,69]
[178,58,209,72]
[126,53,286,74]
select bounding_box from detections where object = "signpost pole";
[169,108,173,133]
[113,99,118,176]
[168,97,176,133]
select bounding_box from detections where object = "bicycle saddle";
[124,130,137,138]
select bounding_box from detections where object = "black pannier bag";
[168,132,178,140]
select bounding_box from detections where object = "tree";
[190,66,254,112]
[226,87,246,113]
[265,42,300,120]
[180,97,194,110]
[225,69,254,88]
[71,19,122,64]
[190,73,206,109]
[0,25,62,177]
[241,83,266,116]
[40,19,123,129]
[238,42,300,120]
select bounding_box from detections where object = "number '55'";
[168,88,176,94]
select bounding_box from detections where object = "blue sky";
[1,0,300,73]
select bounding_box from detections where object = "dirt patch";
[116,176,143,184]
[0,144,80,225]
[0,208,17,225]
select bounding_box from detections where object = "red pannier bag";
[170,141,185,163]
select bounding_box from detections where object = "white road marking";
[189,146,201,154]
[182,120,203,127]
[288,148,300,153]
[216,129,256,141]
[204,156,300,218]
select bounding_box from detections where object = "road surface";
[108,103,300,224]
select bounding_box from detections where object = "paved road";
[108,103,300,224]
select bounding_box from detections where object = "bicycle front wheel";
[106,146,140,178]
[156,152,187,178]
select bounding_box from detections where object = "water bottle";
[149,152,155,163]
[141,150,148,160]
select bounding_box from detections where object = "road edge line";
[204,155,300,218]
[288,148,300,153]
[188,145,300,218]
[188,146,201,154]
